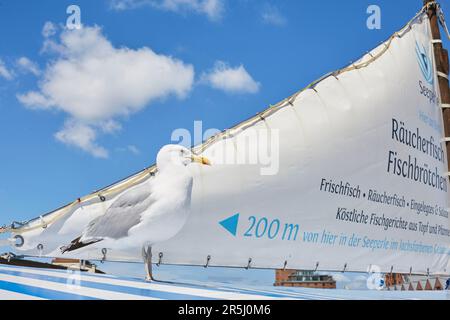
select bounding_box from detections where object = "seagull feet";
[145,275,156,282]
[142,244,154,282]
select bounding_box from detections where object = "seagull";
[60,144,210,279]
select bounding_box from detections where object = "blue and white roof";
[0,264,448,300]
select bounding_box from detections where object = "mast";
[423,0,450,179]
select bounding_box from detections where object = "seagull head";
[156,144,211,171]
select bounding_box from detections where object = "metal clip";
[314,262,319,272]
[204,255,211,268]
[11,221,26,229]
[101,248,107,263]
[156,252,163,267]
[13,235,24,248]
[39,216,47,229]
[283,260,288,270]
[245,258,252,270]
[98,194,106,202]
[343,263,347,273]
[409,266,413,276]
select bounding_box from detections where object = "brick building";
[274,269,336,289]
[385,273,446,291]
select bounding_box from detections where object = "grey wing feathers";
[83,183,154,240]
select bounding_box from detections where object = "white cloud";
[261,4,286,26]
[110,0,147,10]
[42,21,57,38]
[55,120,109,159]
[127,145,141,155]
[0,59,13,80]
[17,91,53,109]
[18,24,195,158]
[110,0,224,21]
[116,144,141,155]
[16,57,41,76]
[41,22,64,54]
[201,61,260,94]
[99,120,122,134]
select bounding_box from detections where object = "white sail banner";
[10,12,450,275]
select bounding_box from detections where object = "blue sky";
[0,0,448,287]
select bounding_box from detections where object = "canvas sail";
[3,8,450,275]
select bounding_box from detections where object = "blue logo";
[415,41,434,85]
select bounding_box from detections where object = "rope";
[438,71,449,79]
[1,2,444,236]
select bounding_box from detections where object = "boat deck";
[0,264,448,300]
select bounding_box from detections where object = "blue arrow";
[219,213,239,236]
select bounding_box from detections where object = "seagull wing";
[60,181,155,254]
[83,181,155,240]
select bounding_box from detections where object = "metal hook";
[390,266,394,274]
[314,262,319,272]
[98,194,106,202]
[283,260,288,270]
[427,268,430,278]
[101,248,107,263]
[11,221,26,229]
[343,263,347,273]
[39,216,47,229]
[409,266,413,277]
[37,244,44,257]
[245,258,252,270]
[156,252,163,267]
[204,255,211,268]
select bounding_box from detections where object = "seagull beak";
[191,155,211,166]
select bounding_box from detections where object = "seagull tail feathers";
[60,236,103,254]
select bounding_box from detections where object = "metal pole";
[423,1,450,174]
